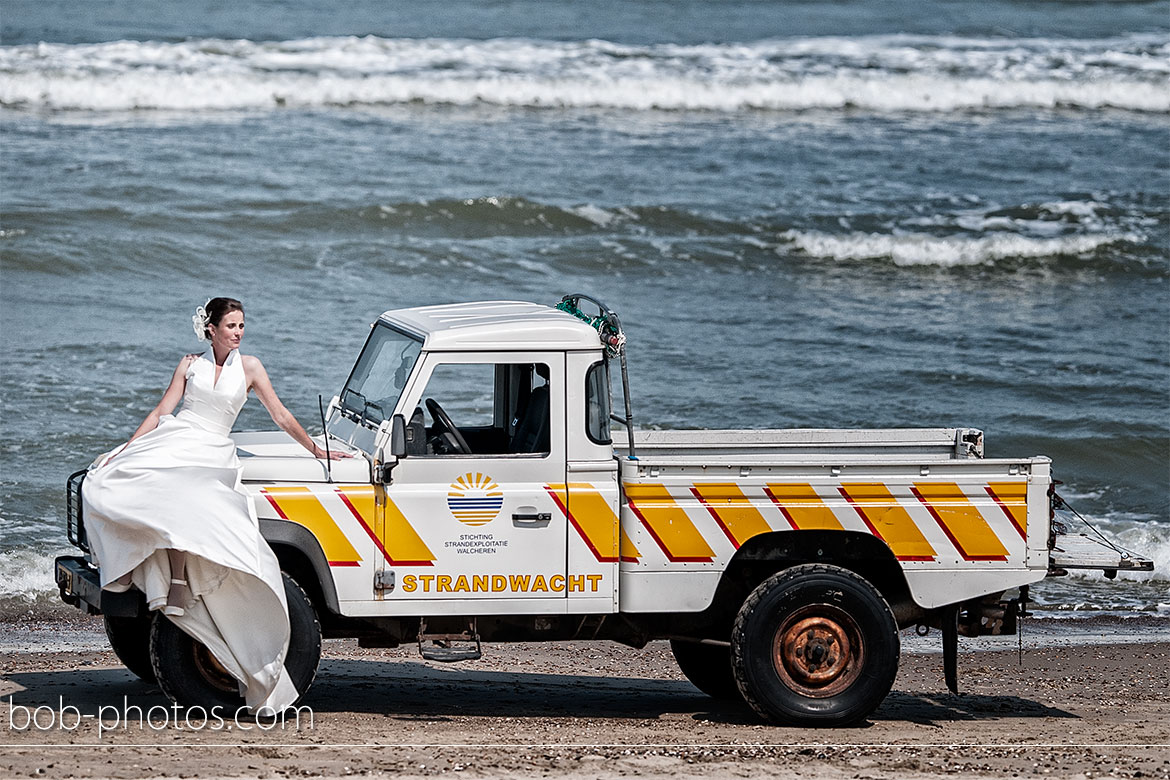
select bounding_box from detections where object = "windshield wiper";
[338,388,368,424]
[362,400,385,427]
[339,388,385,430]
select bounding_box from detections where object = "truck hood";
[233,431,372,484]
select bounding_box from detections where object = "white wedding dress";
[81,348,299,713]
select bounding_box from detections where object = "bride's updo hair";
[204,297,244,340]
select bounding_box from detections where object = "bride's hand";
[312,444,353,460]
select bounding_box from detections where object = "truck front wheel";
[104,613,157,683]
[150,573,321,711]
[730,564,899,727]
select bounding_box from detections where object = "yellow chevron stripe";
[839,483,936,561]
[691,482,772,548]
[986,481,1029,539]
[332,486,436,566]
[624,482,714,562]
[262,486,362,566]
[912,482,1009,561]
[619,524,641,563]
[764,483,843,531]
[547,483,637,563]
[380,496,437,565]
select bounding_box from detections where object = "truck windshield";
[339,324,423,426]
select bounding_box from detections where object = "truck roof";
[379,300,604,352]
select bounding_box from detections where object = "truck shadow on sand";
[875,689,1078,726]
[1,657,1075,728]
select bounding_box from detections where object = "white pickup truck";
[56,295,1152,726]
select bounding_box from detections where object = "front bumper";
[55,555,102,614]
[54,556,141,617]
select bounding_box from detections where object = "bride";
[81,297,348,713]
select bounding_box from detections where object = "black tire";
[104,613,157,683]
[670,640,740,701]
[150,573,321,711]
[730,564,899,727]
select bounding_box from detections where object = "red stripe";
[546,487,618,564]
[761,486,801,531]
[627,500,712,563]
[985,486,1028,540]
[262,492,289,520]
[690,486,743,548]
[336,488,433,567]
[911,487,1007,562]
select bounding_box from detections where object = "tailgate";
[1049,494,1155,576]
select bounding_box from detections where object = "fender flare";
[733,528,904,569]
[720,529,914,615]
[260,518,341,614]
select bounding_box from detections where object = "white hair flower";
[191,300,211,342]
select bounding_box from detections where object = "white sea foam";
[778,229,1141,267]
[0,547,73,606]
[1038,200,1111,218]
[1057,487,1107,502]
[569,204,620,228]
[1,33,1166,114]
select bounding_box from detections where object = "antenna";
[318,394,333,483]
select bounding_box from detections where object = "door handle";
[512,512,551,524]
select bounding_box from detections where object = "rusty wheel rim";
[772,605,864,698]
[193,643,240,695]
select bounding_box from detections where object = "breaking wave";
[2,33,1167,114]
[778,230,1145,268]
[777,197,1163,269]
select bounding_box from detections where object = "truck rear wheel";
[669,640,740,701]
[730,564,898,727]
[150,573,321,711]
[104,613,157,683]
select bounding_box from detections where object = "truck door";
[380,351,568,605]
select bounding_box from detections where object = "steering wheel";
[425,398,471,455]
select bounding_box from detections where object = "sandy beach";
[1,613,1167,779]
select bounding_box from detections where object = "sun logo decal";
[447,472,504,526]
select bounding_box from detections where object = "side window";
[416,362,551,456]
[418,364,496,428]
[585,360,612,445]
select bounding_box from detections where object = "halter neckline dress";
[82,349,298,713]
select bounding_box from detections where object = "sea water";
[1,0,1167,622]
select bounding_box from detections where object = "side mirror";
[390,413,408,459]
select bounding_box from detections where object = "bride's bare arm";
[244,355,350,460]
[111,354,198,458]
